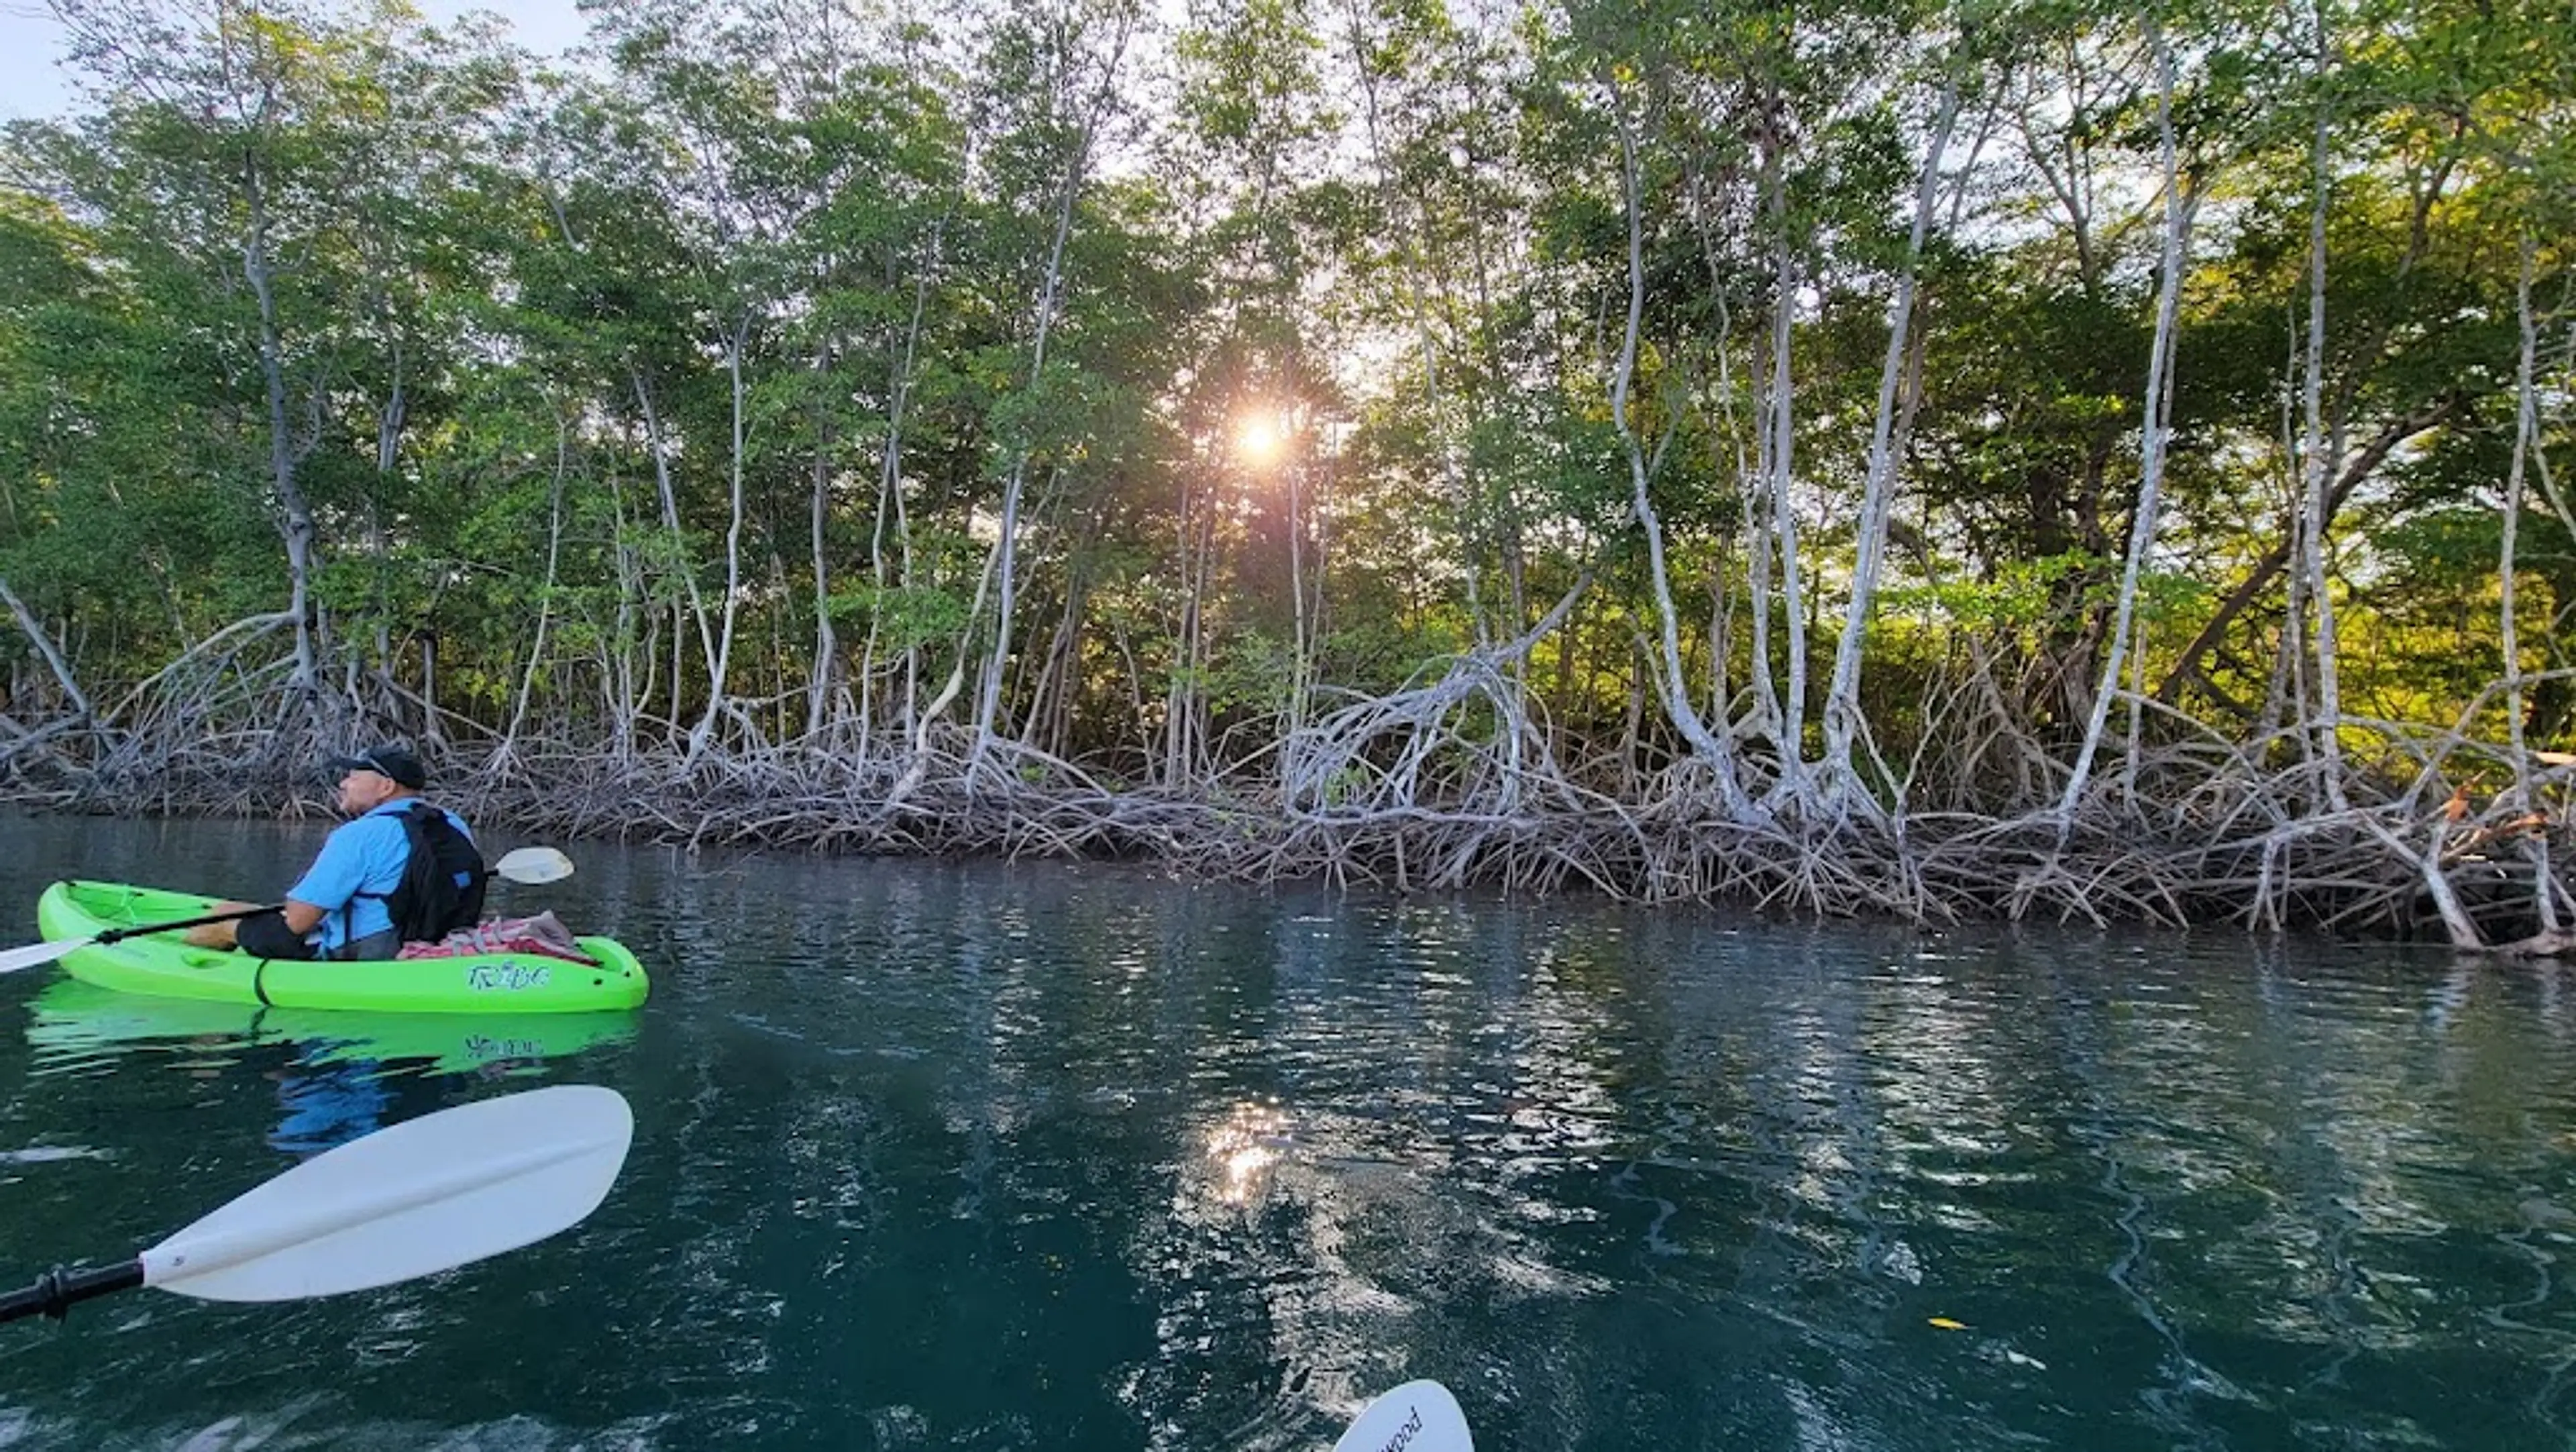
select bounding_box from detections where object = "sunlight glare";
[1235,409,1287,468]
[1203,1100,1292,1206]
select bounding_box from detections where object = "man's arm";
[282,821,379,937]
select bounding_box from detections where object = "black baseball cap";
[326,745,427,790]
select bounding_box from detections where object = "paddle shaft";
[0,1261,144,1324]
[0,849,574,980]
[93,903,280,946]
[60,855,553,952]
[0,900,290,976]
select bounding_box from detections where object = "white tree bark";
[2057,16,2194,822]
[1741,146,1789,762]
[1758,127,1811,807]
[242,150,322,710]
[690,314,756,759]
[969,5,1136,777]
[505,404,570,751]
[1821,75,1959,814]
[0,576,93,723]
[2502,234,2537,799]
[2298,3,2348,808]
[633,371,718,687]
[1605,76,1749,813]
[865,221,942,741]
[806,335,842,739]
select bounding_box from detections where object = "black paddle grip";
[0,1260,146,1323]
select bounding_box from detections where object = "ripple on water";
[3,834,2574,1448]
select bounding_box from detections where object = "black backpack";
[382,802,487,942]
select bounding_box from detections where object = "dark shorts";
[234,911,399,962]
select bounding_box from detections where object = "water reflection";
[266,1047,396,1155]
[1201,1101,1290,1208]
[23,977,638,1155]
[3,817,2575,1449]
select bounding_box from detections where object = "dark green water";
[1,814,2572,1449]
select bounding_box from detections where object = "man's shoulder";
[325,809,413,850]
[378,799,474,838]
[323,800,472,850]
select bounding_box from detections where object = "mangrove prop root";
[2,694,2569,953]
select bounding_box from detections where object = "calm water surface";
[0,813,2571,1449]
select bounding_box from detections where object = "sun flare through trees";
[0,0,2568,947]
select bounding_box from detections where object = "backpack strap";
[356,802,483,942]
[348,804,428,901]
[339,805,406,947]
[347,803,435,931]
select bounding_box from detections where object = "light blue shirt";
[286,800,474,951]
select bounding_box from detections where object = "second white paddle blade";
[1332,1380,1472,1452]
[491,846,576,884]
[141,1084,633,1302]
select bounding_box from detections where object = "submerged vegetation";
[0,0,2568,946]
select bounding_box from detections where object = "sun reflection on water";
[1203,1100,1293,1206]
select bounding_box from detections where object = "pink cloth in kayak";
[394,911,600,966]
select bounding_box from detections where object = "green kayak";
[36,880,651,1014]
[25,977,639,1075]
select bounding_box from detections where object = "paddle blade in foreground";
[0,937,80,976]
[1332,1380,1472,1452]
[142,1084,633,1302]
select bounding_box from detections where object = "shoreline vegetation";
[1,1,2569,953]
[1,676,2569,955]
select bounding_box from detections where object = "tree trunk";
[608,459,643,764]
[242,152,320,712]
[0,577,93,725]
[806,337,842,739]
[633,371,716,686]
[370,332,409,733]
[506,405,570,752]
[1682,170,1754,734]
[1741,151,1786,764]
[2298,7,2347,807]
[1165,470,1211,788]
[2157,397,2461,705]
[2058,17,2192,822]
[970,16,1130,776]
[1822,73,1957,813]
[1605,74,1748,813]
[2503,234,2538,798]
[1285,457,1310,741]
[691,315,755,760]
[1763,168,1810,808]
[865,258,933,742]
[1020,568,1090,758]
[419,634,437,736]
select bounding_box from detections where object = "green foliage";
[0,0,2563,798]
[827,582,974,650]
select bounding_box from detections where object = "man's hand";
[181,900,262,950]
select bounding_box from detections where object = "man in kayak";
[185,745,485,961]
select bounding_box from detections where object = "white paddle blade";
[140,1084,633,1303]
[492,847,575,886]
[0,938,83,976]
[1332,1380,1472,1452]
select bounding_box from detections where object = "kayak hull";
[26,978,639,1075]
[36,880,651,1014]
